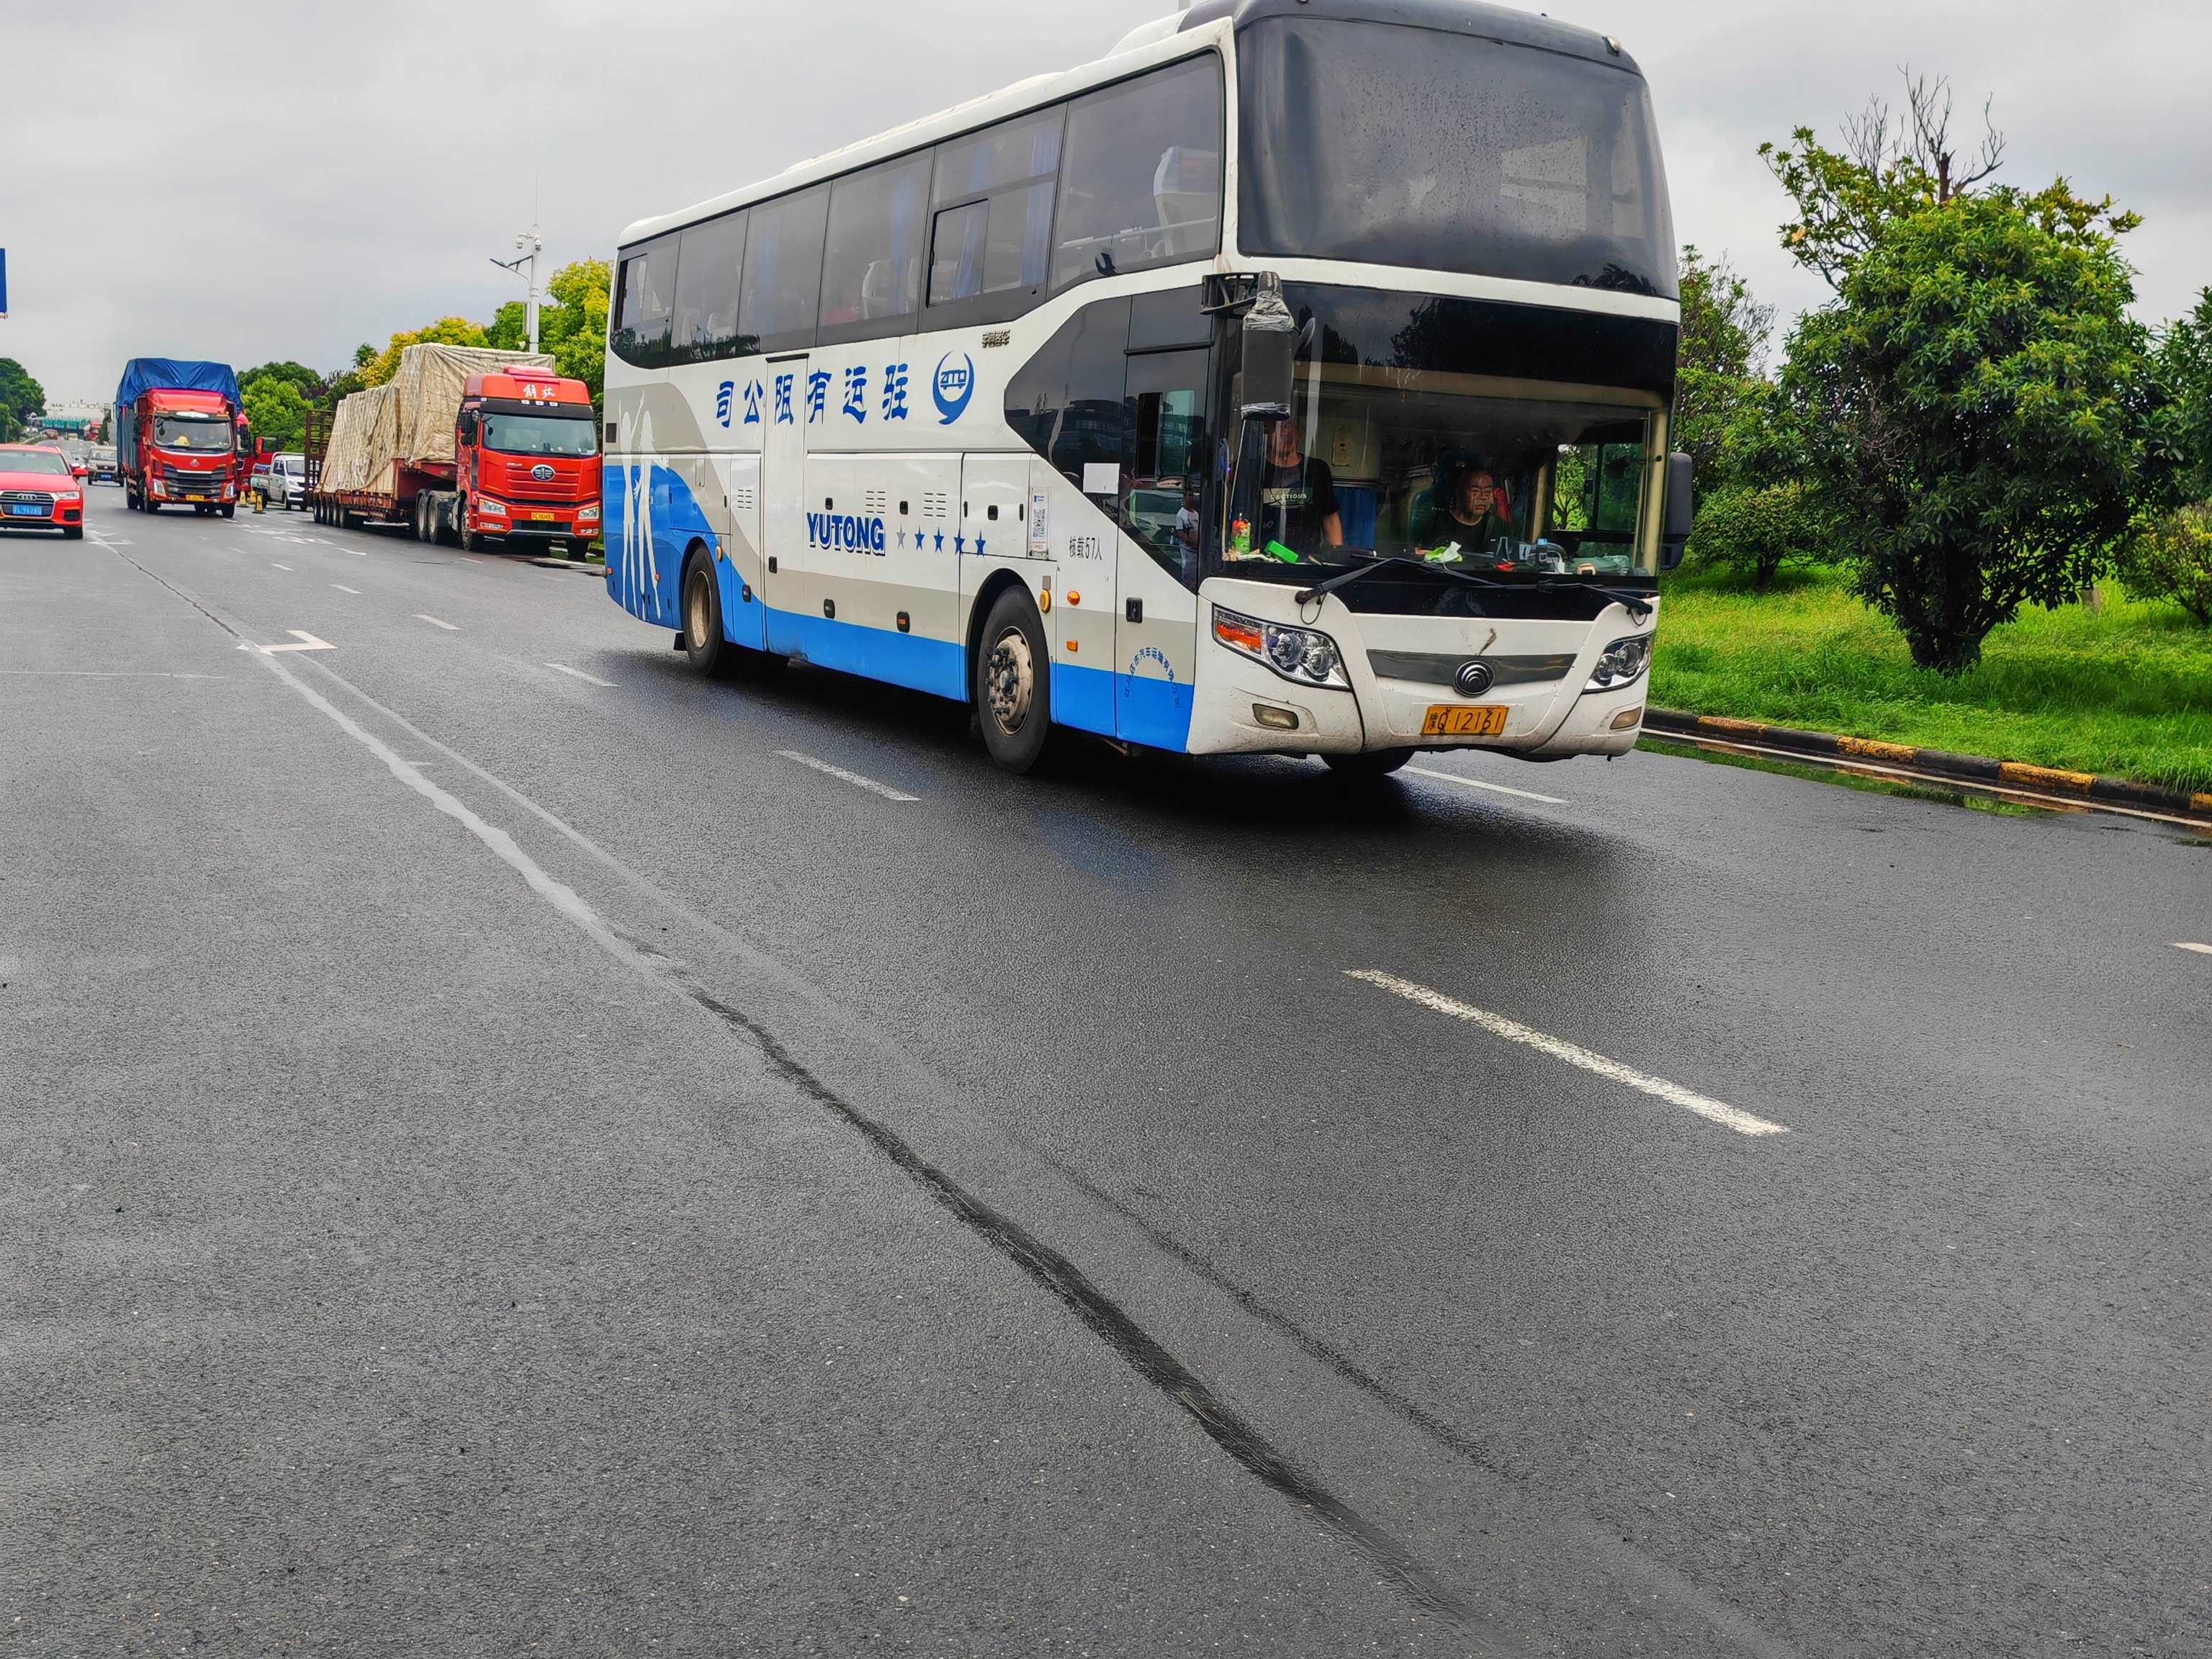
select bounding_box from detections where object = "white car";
[264,451,309,509]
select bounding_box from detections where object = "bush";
[2120,503,2212,624]
[1686,480,1829,591]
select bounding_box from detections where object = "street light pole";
[490,223,546,354]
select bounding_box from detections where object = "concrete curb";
[1643,709,2212,827]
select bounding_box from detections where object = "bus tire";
[1323,749,1414,778]
[974,585,1052,774]
[680,548,729,676]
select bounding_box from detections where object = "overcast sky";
[4,0,2206,405]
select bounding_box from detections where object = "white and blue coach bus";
[603,0,1688,775]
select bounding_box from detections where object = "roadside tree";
[360,318,490,387]
[0,357,45,441]
[1784,187,2148,672]
[243,376,310,454]
[2119,505,2212,626]
[486,258,611,408]
[2144,287,2212,510]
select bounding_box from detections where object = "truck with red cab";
[313,346,600,554]
[113,359,243,517]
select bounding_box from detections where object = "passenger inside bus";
[1253,415,1342,556]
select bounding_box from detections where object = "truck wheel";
[680,549,730,676]
[974,584,1053,774]
[413,497,431,542]
[219,503,235,519]
[458,511,478,554]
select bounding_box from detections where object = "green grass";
[1649,565,2212,796]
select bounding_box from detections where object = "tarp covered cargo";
[390,344,552,467]
[114,358,240,413]
[316,384,393,496]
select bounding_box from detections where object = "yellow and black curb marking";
[1643,710,2212,832]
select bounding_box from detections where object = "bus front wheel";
[975,585,1052,774]
[681,550,729,677]
[1323,749,1414,778]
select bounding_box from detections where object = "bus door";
[759,356,807,657]
[1115,346,1209,749]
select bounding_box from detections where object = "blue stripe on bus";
[1050,660,1116,737]
[767,608,965,700]
[1117,671,1195,752]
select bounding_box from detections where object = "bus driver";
[1257,415,1343,555]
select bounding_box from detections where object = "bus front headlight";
[1583,634,1651,693]
[1212,605,1348,690]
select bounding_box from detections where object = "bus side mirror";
[1240,272,1298,419]
[1659,451,1692,571]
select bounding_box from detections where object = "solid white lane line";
[2175,943,2212,956]
[332,584,361,594]
[1404,765,1567,805]
[416,614,459,631]
[777,750,919,801]
[1345,968,1789,1138]
[545,662,616,688]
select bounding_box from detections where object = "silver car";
[264,451,309,510]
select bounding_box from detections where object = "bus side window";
[738,186,831,354]
[1004,297,1131,491]
[819,153,931,343]
[611,234,678,368]
[671,210,749,364]
[1051,54,1223,292]
[926,107,1064,314]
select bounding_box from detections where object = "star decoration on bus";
[953,534,966,553]
[932,531,945,551]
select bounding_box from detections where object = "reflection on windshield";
[153,415,233,453]
[481,413,597,457]
[1221,364,1653,578]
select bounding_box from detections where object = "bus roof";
[618,0,1639,251]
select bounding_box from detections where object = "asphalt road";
[4,488,2208,1657]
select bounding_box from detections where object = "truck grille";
[162,464,225,492]
[1,490,55,507]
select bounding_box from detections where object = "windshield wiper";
[1293,557,1653,619]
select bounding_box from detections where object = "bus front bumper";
[1186,579,1653,760]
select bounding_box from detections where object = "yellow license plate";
[1422,703,1509,737]
[529,511,557,521]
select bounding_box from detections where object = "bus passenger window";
[927,108,1063,308]
[1051,55,1222,291]
[670,211,748,363]
[738,186,830,352]
[820,153,931,337]
[611,234,678,367]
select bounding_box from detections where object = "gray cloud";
[4,0,2205,403]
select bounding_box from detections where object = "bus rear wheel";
[681,549,729,676]
[975,585,1052,774]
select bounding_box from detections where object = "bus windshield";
[153,414,233,453]
[1223,369,1654,578]
[1238,17,1675,297]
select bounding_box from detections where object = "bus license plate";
[529,511,556,521]
[1423,703,1508,737]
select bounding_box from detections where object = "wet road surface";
[4,490,2208,1655]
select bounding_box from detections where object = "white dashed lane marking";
[545,662,615,688]
[1346,968,1789,1138]
[2175,943,2212,956]
[1404,765,1567,805]
[416,614,459,631]
[777,750,919,801]
[332,585,360,594]
[271,562,293,571]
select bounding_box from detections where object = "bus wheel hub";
[985,628,1034,734]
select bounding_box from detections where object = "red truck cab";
[451,369,601,549]
[127,388,239,516]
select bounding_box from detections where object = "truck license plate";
[1422,703,1509,737]
[529,511,556,521]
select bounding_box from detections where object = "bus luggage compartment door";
[760,359,807,657]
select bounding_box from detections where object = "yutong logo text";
[806,511,886,555]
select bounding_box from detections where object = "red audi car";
[0,444,88,539]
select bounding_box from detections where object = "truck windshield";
[480,413,597,457]
[1222,367,1655,578]
[1238,17,1675,297]
[153,414,233,453]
